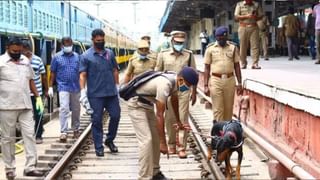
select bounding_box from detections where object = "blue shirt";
[51,51,80,92]
[30,55,46,96]
[80,47,119,98]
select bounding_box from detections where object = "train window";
[38,11,42,30]
[18,3,23,26]
[4,1,9,23]
[0,1,3,22]
[43,12,46,30]
[23,5,28,28]
[12,1,17,25]
[33,9,37,30]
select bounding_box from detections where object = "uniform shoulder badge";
[227,41,238,46]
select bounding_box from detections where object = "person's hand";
[48,87,54,98]
[160,142,168,155]
[190,93,197,106]
[36,96,44,114]
[236,84,243,96]
[204,85,210,96]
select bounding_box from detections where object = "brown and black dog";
[208,120,244,180]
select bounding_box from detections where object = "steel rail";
[44,123,92,180]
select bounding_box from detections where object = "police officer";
[234,0,263,69]
[204,26,243,121]
[127,66,199,180]
[123,40,157,83]
[79,29,120,156]
[257,14,270,61]
[155,30,197,158]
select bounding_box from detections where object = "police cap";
[215,26,228,37]
[137,40,149,49]
[179,66,199,86]
[171,30,186,42]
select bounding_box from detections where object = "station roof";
[159,0,318,32]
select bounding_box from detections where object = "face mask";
[245,0,253,4]
[9,52,21,61]
[139,55,147,60]
[63,46,73,53]
[94,41,105,50]
[179,84,190,92]
[217,40,227,47]
[173,44,184,52]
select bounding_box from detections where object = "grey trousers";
[0,109,37,173]
[58,91,80,134]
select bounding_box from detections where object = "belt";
[137,96,153,106]
[239,22,257,27]
[211,72,234,79]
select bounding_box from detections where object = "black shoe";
[23,169,44,177]
[153,171,169,180]
[104,140,118,153]
[96,150,104,157]
[294,56,300,60]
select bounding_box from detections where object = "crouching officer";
[127,66,199,180]
[155,30,197,158]
[204,26,243,121]
[123,40,157,83]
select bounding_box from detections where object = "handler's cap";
[137,40,149,49]
[215,26,228,36]
[179,66,199,86]
[171,30,186,42]
[141,35,151,41]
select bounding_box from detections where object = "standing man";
[22,40,48,144]
[79,29,121,156]
[307,7,316,60]
[0,37,44,179]
[49,37,81,142]
[127,67,199,180]
[155,31,197,158]
[234,0,263,69]
[257,13,270,61]
[124,40,157,83]
[199,29,209,57]
[204,26,243,121]
[313,2,320,64]
[283,7,300,61]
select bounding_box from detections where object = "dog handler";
[204,26,243,121]
[127,67,199,180]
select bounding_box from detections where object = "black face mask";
[94,41,105,50]
[9,52,21,61]
[217,40,227,47]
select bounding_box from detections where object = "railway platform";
[195,54,320,178]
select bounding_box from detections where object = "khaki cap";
[171,30,186,42]
[137,40,149,49]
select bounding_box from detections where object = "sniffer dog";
[208,120,244,180]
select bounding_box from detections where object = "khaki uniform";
[125,53,157,78]
[204,41,240,121]
[0,53,38,173]
[155,48,196,151]
[234,1,263,66]
[257,15,270,59]
[127,74,177,179]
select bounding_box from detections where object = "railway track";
[13,91,270,180]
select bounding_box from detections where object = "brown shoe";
[59,134,67,143]
[315,60,320,64]
[23,169,44,177]
[178,150,187,159]
[168,147,176,154]
[251,64,261,69]
[6,171,16,180]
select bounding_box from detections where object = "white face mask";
[63,45,73,53]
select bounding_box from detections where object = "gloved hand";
[36,96,44,114]
[79,89,93,115]
[48,87,54,98]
